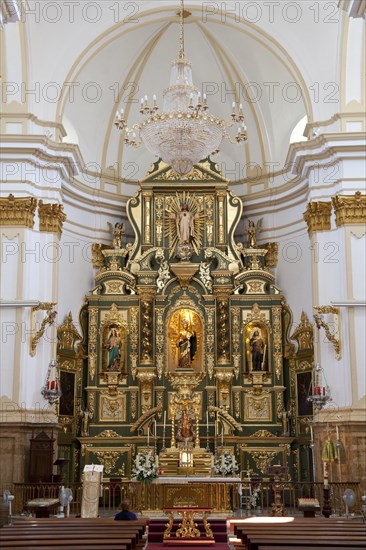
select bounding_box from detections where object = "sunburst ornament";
[165,192,205,257]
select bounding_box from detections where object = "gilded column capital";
[332,192,366,227]
[303,201,332,234]
[0,194,37,228]
[38,201,67,237]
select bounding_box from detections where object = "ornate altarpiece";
[56,158,313,484]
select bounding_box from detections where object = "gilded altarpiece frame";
[57,312,86,482]
[59,158,305,488]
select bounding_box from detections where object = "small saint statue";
[176,320,197,368]
[249,329,265,371]
[112,223,125,249]
[104,327,122,370]
[80,408,93,436]
[177,409,194,442]
[247,220,257,248]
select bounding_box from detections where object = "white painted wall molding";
[0,300,40,308]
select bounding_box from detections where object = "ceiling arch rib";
[195,20,267,173]
[102,22,173,177]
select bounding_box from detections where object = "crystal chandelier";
[115,0,247,177]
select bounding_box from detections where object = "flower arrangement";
[214,451,239,476]
[131,451,158,483]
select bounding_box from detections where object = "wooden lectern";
[81,465,104,518]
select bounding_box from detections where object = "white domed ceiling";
[24,1,341,188]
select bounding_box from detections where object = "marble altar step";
[148,520,228,543]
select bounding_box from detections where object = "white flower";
[214,452,239,476]
[131,452,158,483]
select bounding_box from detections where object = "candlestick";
[221,426,224,448]
[323,461,329,488]
[147,427,150,448]
[206,411,209,433]
[162,410,166,451]
[135,455,139,468]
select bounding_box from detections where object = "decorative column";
[139,289,155,365]
[304,192,366,487]
[215,292,231,365]
[0,194,65,487]
[128,307,139,380]
[142,191,153,248]
[155,306,165,379]
[205,306,215,379]
[216,192,226,246]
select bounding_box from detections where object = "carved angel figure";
[243,218,263,248]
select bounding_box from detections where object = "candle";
[155,454,159,468]
[206,411,209,433]
[163,411,166,433]
[310,425,313,441]
[221,428,224,448]
[336,425,339,440]
[221,454,225,469]
[135,455,139,468]
[323,461,329,488]
[147,427,149,448]
[232,455,236,469]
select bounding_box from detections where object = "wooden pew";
[0,517,148,550]
[232,518,366,550]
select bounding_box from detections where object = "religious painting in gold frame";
[244,323,270,372]
[167,309,203,372]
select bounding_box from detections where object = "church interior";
[0,0,366,546]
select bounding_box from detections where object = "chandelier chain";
[179,0,185,59]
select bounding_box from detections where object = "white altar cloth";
[152,477,241,484]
